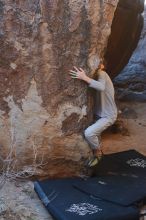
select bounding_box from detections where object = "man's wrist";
[83,75,92,84]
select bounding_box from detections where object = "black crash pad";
[94,149,146,178]
[34,178,139,220]
[74,174,146,206]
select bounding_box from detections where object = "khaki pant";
[84,117,116,150]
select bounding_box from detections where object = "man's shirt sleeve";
[89,71,106,91]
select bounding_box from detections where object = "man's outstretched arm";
[69,66,105,91]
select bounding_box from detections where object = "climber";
[69,62,117,167]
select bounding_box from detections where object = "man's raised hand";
[69,66,87,81]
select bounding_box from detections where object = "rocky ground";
[0,101,146,220]
[0,179,52,220]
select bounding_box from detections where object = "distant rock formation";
[114,4,146,102]
[105,0,144,78]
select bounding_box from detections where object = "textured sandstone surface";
[114,3,146,101]
[0,0,118,177]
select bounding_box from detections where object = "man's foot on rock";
[86,156,99,167]
[85,149,104,168]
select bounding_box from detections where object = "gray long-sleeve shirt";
[89,70,117,120]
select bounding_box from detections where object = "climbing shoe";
[86,156,99,167]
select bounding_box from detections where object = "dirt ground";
[0,101,146,220]
[103,102,146,156]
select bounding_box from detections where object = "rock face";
[0,0,118,177]
[105,0,144,78]
[114,4,146,102]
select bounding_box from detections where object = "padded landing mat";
[34,178,139,220]
[74,174,146,206]
[94,149,146,177]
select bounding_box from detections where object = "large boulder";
[0,0,118,177]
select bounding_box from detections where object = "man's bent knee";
[84,128,92,139]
